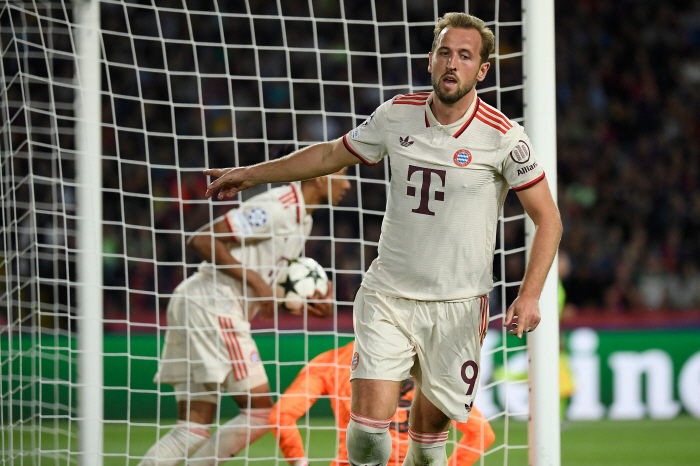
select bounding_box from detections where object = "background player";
[270,340,495,466]
[205,13,561,465]
[139,171,350,466]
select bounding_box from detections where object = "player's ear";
[427,51,433,73]
[477,60,490,81]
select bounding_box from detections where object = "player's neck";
[429,89,476,126]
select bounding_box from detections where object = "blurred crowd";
[555,0,700,310]
[4,0,700,331]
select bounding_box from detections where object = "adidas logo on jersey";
[399,136,414,147]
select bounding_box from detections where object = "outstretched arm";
[270,364,328,464]
[205,138,360,200]
[504,177,563,338]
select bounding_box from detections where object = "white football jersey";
[344,92,545,301]
[197,182,313,297]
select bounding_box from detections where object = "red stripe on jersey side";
[222,317,248,380]
[480,295,489,346]
[290,182,301,223]
[223,214,240,243]
[484,296,489,345]
[453,98,481,138]
[425,112,430,127]
[512,172,545,191]
[227,318,249,379]
[477,108,511,133]
[475,113,507,134]
[218,316,242,380]
[221,317,245,380]
[342,134,377,166]
[393,101,426,106]
[478,296,484,344]
[479,103,513,129]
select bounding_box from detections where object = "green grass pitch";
[5,416,700,465]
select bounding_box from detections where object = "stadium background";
[2,0,700,464]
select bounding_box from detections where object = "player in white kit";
[204,13,562,466]
[139,171,350,466]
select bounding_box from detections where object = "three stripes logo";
[399,136,414,147]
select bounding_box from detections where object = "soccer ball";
[277,257,329,314]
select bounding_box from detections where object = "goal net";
[1,0,556,464]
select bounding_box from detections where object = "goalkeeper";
[139,169,350,466]
[271,340,495,465]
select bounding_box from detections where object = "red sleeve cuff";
[342,134,377,166]
[512,172,545,192]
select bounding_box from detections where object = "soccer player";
[138,170,351,466]
[205,13,562,465]
[270,340,495,465]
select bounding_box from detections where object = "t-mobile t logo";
[406,165,446,215]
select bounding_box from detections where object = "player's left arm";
[271,364,327,464]
[504,177,563,338]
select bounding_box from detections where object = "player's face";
[428,27,490,104]
[327,167,351,206]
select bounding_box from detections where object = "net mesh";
[1,0,531,464]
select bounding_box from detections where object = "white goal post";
[1,0,559,464]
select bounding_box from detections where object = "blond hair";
[431,13,495,64]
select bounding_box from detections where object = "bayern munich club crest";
[454,149,472,167]
[351,352,359,370]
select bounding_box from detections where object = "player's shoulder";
[241,184,300,224]
[390,92,431,107]
[247,184,298,206]
[472,99,524,149]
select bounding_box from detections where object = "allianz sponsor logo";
[476,328,700,420]
[517,161,538,176]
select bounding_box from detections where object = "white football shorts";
[154,273,268,396]
[350,287,489,423]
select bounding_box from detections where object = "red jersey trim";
[342,134,377,166]
[218,317,248,381]
[479,103,513,129]
[476,108,511,133]
[424,112,430,127]
[479,295,489,346]
[475,112,507,134]
[393,101,426,106]
[453,98,481,138]
[399,92,431,97]
[289,182,302,224]
[224,213,240,243]
[512,172,545,191]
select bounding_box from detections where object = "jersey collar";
[424,92,480,138]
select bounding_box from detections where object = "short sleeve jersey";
[197,183,313,294]
[343,92,545,301]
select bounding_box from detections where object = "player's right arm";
[187,218,275,317]
[270,362,329,464]
[205,138,359,200]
